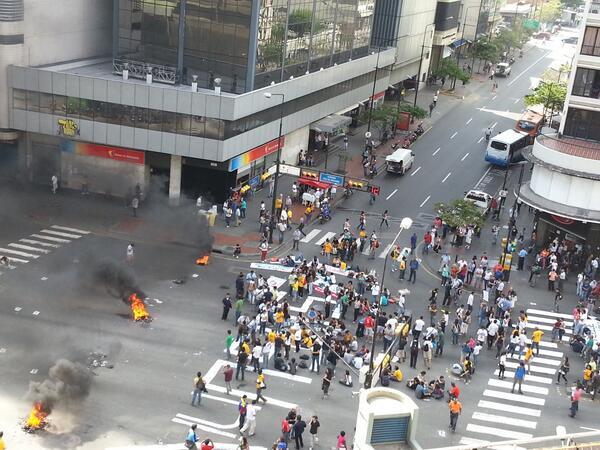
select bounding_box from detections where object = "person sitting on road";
[415,382,432,399]
[274,353,288,372]
[392,366,403,382]
[339,370,353,387]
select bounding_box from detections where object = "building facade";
[519,0,600,250]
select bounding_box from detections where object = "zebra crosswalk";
[298,228,412,259]
[460,307,572,445]
[0,225,90,275]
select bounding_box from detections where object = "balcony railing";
[590,1,600,14]
[537,133,600,160]
[112,59,177,85]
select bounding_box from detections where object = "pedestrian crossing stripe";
[459,436,526,450]
[483,389,546,406]
[31,233,71,243]
[503,360,556,375]
[300,229,320,243]
[0,247,39,258]
[8,243,50,254]
[487,378,549,395]
[0,254,28,264]
[515,346,563,358]
[40,229,83,239]
[526,308,576,320]
[107,443,268,450]
[524,339,558,348]
[524,322,571,334]
[477,400,541,417]
[505,354,561,366]
[175,412,239,430]
[171,417,238,439]
[526,315,574,327]
[315,231,336,246]
[492,370,553,384]
[51,225,90,234]
[471,411,537,429]
[466,423,533,440]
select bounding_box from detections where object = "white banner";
[279,164,301,176]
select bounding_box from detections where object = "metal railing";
[537,133,600,160]
[112,59,178,85]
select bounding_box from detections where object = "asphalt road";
[0,33,597,450]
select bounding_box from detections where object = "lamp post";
[414,24,435,108]
[453,5,482,90]
[366,48,382,134]
[264,92,285,219]
[364,216,413,389]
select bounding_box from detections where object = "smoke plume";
[89,259,144,300]
[27,359,92,411]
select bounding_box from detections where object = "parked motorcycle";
[415,122,425,136]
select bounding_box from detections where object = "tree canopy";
[434,199,486,229]
[434,59,470,84]
[524,81,567,119]
[539,0,563,23]
[397,102,428,120]
[472,40,502,64]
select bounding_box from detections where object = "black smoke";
[27,359,92,411]
[88,259,144,301]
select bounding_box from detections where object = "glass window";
[190,115,206,137]
[572,68,600,99]
[26,91,40,112]
[148,109,163,131]
[582,26,600,56]
[39,93,53,113]
[94,101,108,122]
[162,111,177,133]
[53,94,66,115]
[105,103,122,124]
[66,97,80,117]
[205,117,223,139]
[80,98,94,120]
[564,107,600,140]
[13,89,26,110]
[135,106,149,129]
[176,113,191,135]
[121,105,135,127]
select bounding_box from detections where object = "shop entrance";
[181,163,236,205]
[31,142,60,185]
[0,142,18,179]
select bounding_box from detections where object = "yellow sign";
[57,119,79,137]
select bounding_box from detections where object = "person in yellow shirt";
[267,329,277,343]
[531,327,544,356]
[303,335,313,349]
[255,369,267,403]
[274,310,285,333]
[0,431,5,450]
[523,344,534,374]
[392,366,403,382]
[583,365,593,391]
[323,240,333,261]
[241,340,250,355]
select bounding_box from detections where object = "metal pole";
[413,35,427,108]
[270,94,285,218]
[471,1,484,74]
[367,48,381,133]
[364,221,411,388]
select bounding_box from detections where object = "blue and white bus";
[485,129,528,167]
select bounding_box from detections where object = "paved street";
[0,32,598,450]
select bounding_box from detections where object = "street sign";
[319,172,344,186]
[370,185,381,196]
[279,164,301,176]
[249,175,260,187]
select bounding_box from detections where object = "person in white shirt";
[251,343,263,372]
[476,327,487,345]
[467,293,474,311]
[518,332,528,357]
[396,293,406,315]
[240,400,258,436]
[487,320,499,349]
[413,316,425,339]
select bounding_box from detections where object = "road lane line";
[8,243,49,254]
[450,132,458,139]
[300,229,320,243]
[31,234,71,243]
[432,147,441,156]
[477,400,541,417]
[410,166,422,176]
[514,98,521,104]
[419,195,431,208]
[206,384,297,408]
[461,153,469,161]
[171,418,237,438]
[477,136,484,143]
[474,166,492,189]
[176,413,240,429]
[492,95,497,100]
[386,189,398,200]
[466,118,473,124]
[442,172,452,183]
[508,51,551,86]
[491,121,498,128]
[19,239,60,248]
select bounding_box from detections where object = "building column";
[169,155,182,205]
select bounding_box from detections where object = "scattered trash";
[154,299,163,304]
[30,369,38,374]
[0,348,6,353]
[86,352,114,370]
[32,311,40,316]
[172,278,186,285]
[40,277,48,281]
[192,274,199,278]
[14,307,22,312]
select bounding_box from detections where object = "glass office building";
[117,0,375,93]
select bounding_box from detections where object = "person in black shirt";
[222,294,232,320]
[309,416,320,449]
[236,349,248,381]
[294,415,307,449]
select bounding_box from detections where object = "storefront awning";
[449,38,471,49]
[310,115,352,134]
[298,177,331,189]
[336,104,360,115]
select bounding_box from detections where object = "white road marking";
[300,229,320,243]
[0,255,28,264]
[471,411,537,429]
[492,95,498,100]
[171,417,237,438]
[206,384,296,409]
[442,172,452,183]
[487,378,549,395]
[315,232,336,246]
[459,437,525,450]
[0,248,39,259]
[410,166,422,176]
[461,153,470,161]
[19,239,60,248]
[474,166,492,189]
[450,132,458,139]
[175,413,239,430]
[524,322,571,335]
[466,118,473,124]
[433,147,441,156]
[516,346,564,358]
[506,354,561,366]
[419,195,431,208]
[526,315,573,326]
[526,308,574,320]
[378,244,393,259]
[508,51,551,86]
[483,389,545,406]
[40,229,82,239]
[386,189,398,200]
[491,121,498,128]
[514,98,521,104]
[466,423,533,440]
[477,400,541,417]
[477,136,484,143]
[31,233,71,243]
[51,225,90,234]
[108,443,267,450]
[504,360,556,375]
[493,370,553,384]
[8,243,50,254]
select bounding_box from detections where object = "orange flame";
[196,255,209,265]
[128,293,150,321]
[25,402,48,430]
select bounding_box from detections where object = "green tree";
[434,58,470,89]
[397,102,428,120]
[539,0,563,23]
[288,9,323,36]
[359,104,399,140]
[434,199,486,239]
[259,40,284,69]
[524,81,567,121]
[471,39,502,71]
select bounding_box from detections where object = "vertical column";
[245,0,261,92]
[169,155,182,205]
[177,0,187,83]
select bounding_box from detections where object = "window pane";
[190,115,205,137]
[26,91,40,112]
[135,106,149,129]
[121,105,135,127]
[94,101,107,122]
[66,97,80,117]
[13,89,26,110]
[39,93,53,113]
[106,103,121,124]
[162,111,177,133]
[80,98,94,120]
[177,113,191,135]
[53,94,66,115]
[148,109,163,131]
[205,117,223,139]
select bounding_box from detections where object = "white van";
[385,148,415,175]
[464,189,492,215]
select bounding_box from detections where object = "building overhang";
[523,147,600,181]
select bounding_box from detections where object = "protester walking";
[255,369,267,403]
[185,424,199,449]
[448,396,462,432]
[240,400,258,436]
[191,371,205,406]
[511,362,526,394]
[223,364,234,394]
[294,415,307,449]
[309,416,320,450]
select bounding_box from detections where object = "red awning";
[298,177,331,189]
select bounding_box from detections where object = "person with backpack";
[191,371,206,407]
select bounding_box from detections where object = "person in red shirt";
[200,439,215,450]
[364,315,375,344]
[447,381,460,400]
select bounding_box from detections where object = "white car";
[495,62,511,77]
[464,189,492,215]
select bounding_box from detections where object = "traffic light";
[301,170,319,180]
[370,185,381,196]
[346,180,364,189]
